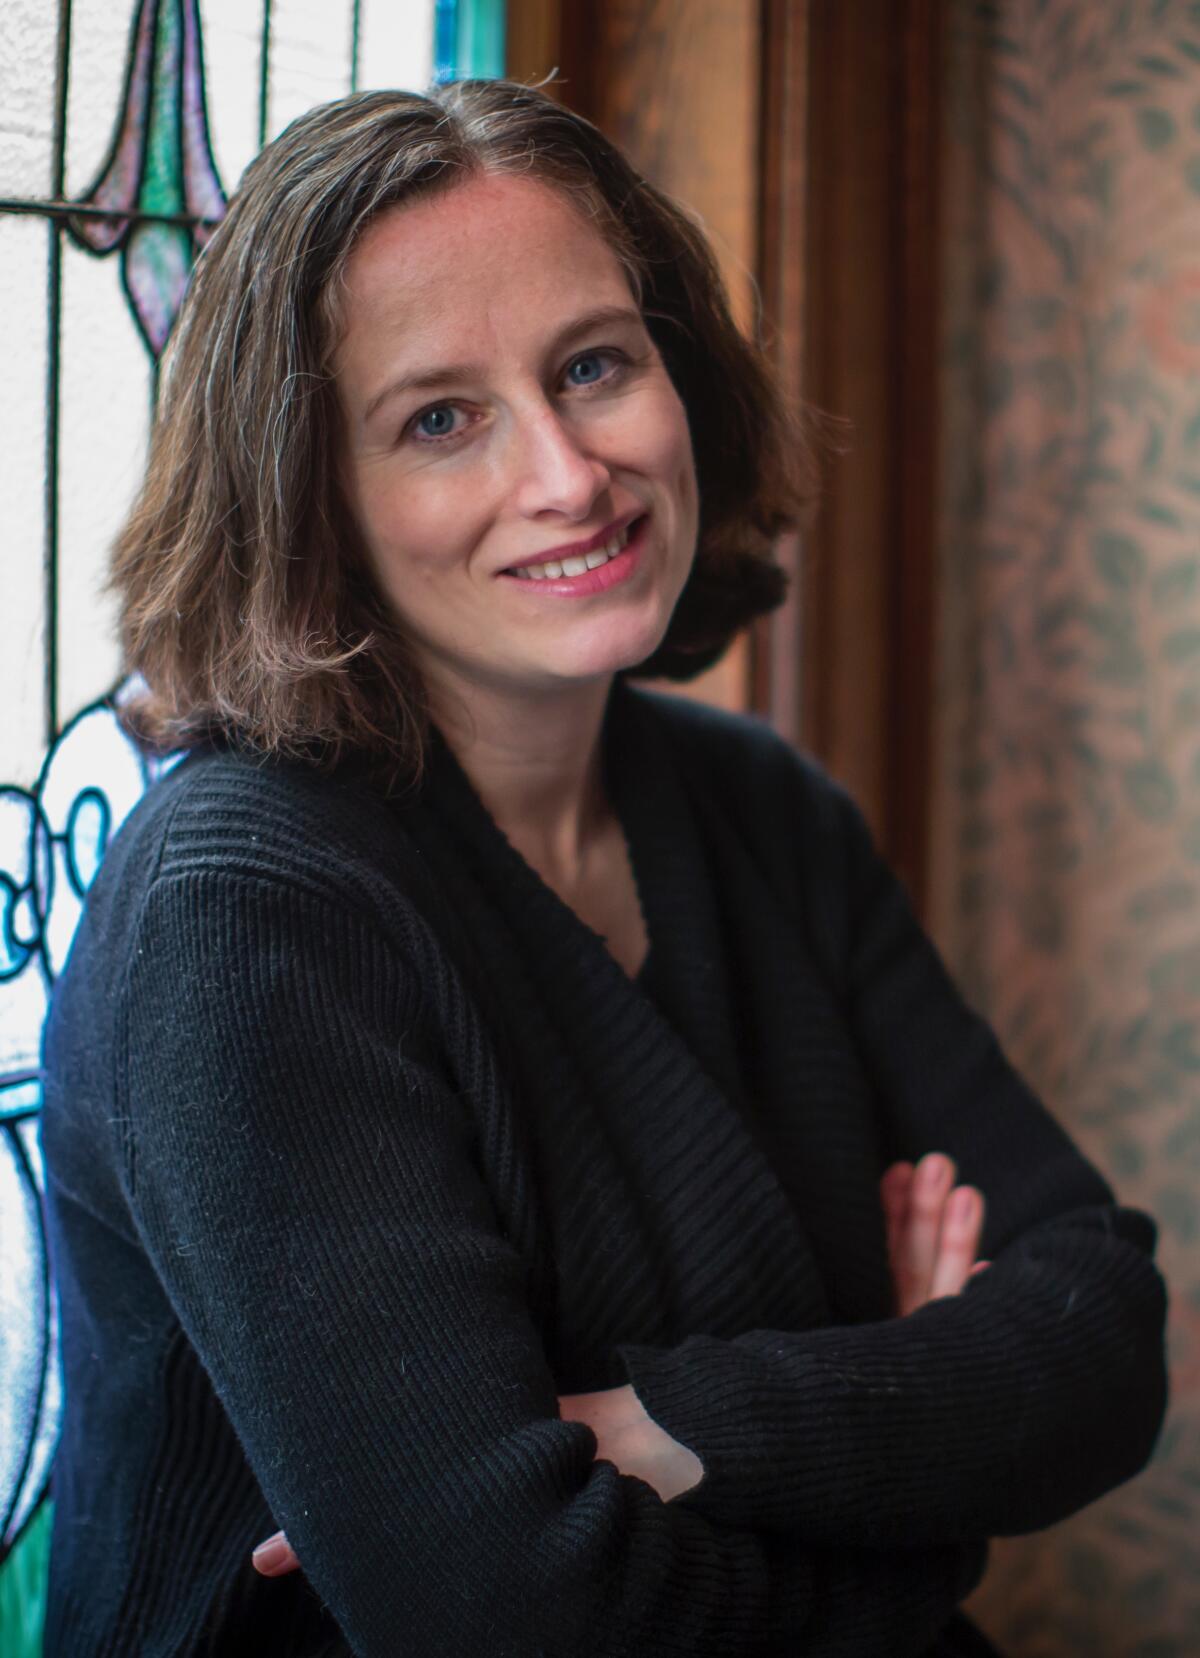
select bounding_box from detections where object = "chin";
[575,602,679,675]
[554,631,670,684]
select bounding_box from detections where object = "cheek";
[354,468,477,584]
[676,442,699,518]
[663,410,699,531]
[652,389,697,504]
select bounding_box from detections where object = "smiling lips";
[510,518,635,581]
[498,515,647,597]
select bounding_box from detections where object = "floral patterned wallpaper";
[933,3,1200,1652]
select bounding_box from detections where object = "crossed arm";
[252,1151,989,1575]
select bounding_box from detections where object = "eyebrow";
[360,304,646,426]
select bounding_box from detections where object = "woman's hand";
[556,1382,704,1502]
[881,1152,990,1316]
[251,1384,703,1578]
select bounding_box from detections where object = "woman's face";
[334,171,699,714]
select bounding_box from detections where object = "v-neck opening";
[412,682,751,1119]
[602,684,749,1109]
[419,687,657,992]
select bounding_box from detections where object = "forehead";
[337,172,635,354]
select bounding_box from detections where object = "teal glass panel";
[456,0,505,79]
[434,0,505,85]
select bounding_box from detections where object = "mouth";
[498,514,649,598]
[500,514,647,581]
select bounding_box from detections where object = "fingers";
[252,1530,301,1576]
[893,1152,955,1315]
[927,1182,985,1302]
[880,1154,988,1316]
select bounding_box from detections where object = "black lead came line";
[258,0,273,152]
[0,197,223,231]
[43,0,74,752]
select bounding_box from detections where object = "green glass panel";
[0,1501,53,1658]
[140,0,187,217]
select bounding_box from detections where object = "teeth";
[512,519,637,581]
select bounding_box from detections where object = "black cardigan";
[39,679,1168,1656]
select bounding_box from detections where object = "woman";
[39,80,1168,1657]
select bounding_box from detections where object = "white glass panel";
[0,215,49,787]
[0,794,48,1082]
[266,0,354,143]
[198,0,263,196]
[38,703,150,978]
[0,1120,44,1545]
[10,1116,59,1543]
[0,0,59,198]
[0,967,46,1095]
[0,1082,40,1130]
[63,0,140,200]
[56,239,151,728]
[358,0,434,94]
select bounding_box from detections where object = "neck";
[427,673,619,880]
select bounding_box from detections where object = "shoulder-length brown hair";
[113,78,812,780]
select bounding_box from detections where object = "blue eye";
[566,352,613,387]
[415,405,459,439]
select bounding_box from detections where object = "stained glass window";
[0,1,504,1644]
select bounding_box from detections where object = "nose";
[509,399,611,522]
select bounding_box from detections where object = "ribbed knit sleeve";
[616,758,1169,1549]
[115,867,980,1657]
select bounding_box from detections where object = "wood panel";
[753,0,809,745]
[796,0,944,904]
[802,6,899,845]
[893,0,944,910]
[504,0,560,91]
